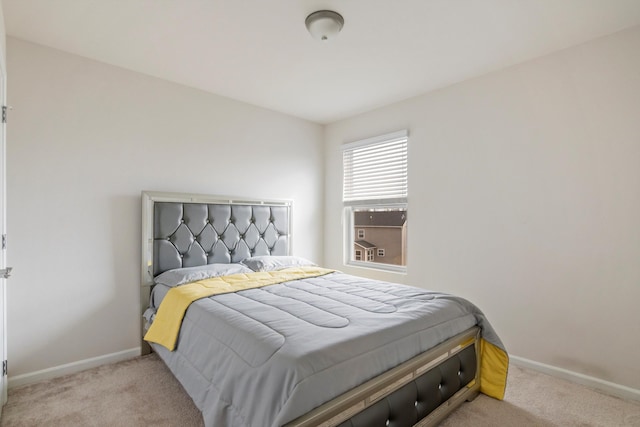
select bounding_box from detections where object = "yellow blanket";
[144,267,335,351]
[479,338,509,400]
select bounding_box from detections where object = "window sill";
[345,260,407,275]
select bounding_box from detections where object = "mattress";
[146,271,505,427]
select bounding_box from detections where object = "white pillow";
[241,255,316,272]
[154,263,252,287]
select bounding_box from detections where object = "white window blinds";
[343,130,408,205]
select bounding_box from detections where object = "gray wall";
[6,38,324,377]
[325,26,640,391]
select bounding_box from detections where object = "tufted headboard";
[140,191,292,352]
[141,191,291,283]
[152,200,290,276]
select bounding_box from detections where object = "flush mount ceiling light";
[305,10,344,41]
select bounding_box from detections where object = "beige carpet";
[2,354,639,426]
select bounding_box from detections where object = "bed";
[140,191,508,427]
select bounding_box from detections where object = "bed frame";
[140,191,481,427]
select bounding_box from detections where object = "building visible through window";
[353,208,406,266]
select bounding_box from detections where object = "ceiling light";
[305,10,344,41]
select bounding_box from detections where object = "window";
[343,130,408,272]
[367,250,374,261]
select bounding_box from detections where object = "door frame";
[0,50,8,412]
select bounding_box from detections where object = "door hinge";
[1,234,6,250]
[2,360,6,376]
[2,106,7,124]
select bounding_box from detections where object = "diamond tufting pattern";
[153,202,289,276]
[337,344,477,427]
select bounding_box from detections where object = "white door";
[0,63,7,413]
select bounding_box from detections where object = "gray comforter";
[147,271,503,427]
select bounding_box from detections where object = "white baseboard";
[510,355,640,402]
[9,349,639,402]
[8,347,141,389]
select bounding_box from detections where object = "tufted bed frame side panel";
[336,344,477,427]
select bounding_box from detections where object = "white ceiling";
[3,0,640,124]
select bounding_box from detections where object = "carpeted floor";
[2,354,639,426]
